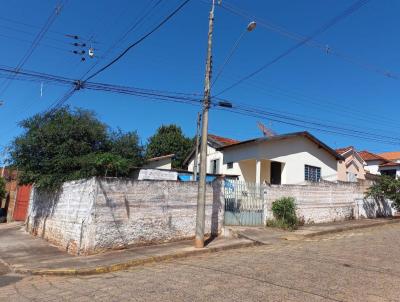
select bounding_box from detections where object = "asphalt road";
[1,224,400,301]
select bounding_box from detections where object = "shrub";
[0,177,6,200]
[366,175,400,211]
[267,197,298,230]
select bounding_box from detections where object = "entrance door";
[13,185,32,221]
[270,162,281,185]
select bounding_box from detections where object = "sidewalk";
[1,218,398,276]
[0,223,257,276]
[228,218,400,244]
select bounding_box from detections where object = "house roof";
[379,161,400,167]
[217,131,344,160]
[335,146,366,165]
[359,150,388,162]
[208,134,239,148]
[147,154,175,162]
[379,151,400,161]
[182,134,239,167]
[335,146,354,155]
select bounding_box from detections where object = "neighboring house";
[359,150,400,179]
[184,134,239,175]
[336,146,366,182]
[143,154,175,170]
[186,131,343,185]
[379,151,400,163]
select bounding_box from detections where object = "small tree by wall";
[366,175,400,211]
[9,106,144,191]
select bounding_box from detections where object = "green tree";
[10,106,143,191]
[366,175,400,210]
[145,124,193,169]
[108,129,143,166]
[0,177,6,200]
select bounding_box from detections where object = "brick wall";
[264,180,393,224]
[26,177,224,255]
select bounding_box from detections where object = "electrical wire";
[80,0,164,80]
[215,0,370,96]
[84,0,192,81]
[218,1,399,81]
[0,1,67,97]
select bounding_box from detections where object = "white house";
[143,154,175,170]
[359,150,400,179]
[185,132,343,185]
[184,134,239,176]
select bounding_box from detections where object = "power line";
[215,0,370,96]
[218,1,398,81]
[1,63,399,146]
[0,1,66,97]
[84,0,192,81]
[215,71,400,130]
[80,0,164,80]
[46,0,192,115]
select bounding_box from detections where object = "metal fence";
[224,180,266,226]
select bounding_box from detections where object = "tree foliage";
[10,107,143,191]
[145,124,193,169]
[0,177,6,200]
[366,175,400,210]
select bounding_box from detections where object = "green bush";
[366,175,400,210]
[267,197,298,230]
[0,177,6,200]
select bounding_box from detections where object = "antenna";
[257,121,276,138]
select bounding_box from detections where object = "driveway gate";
[224,180,265,226]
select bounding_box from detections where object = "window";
[347,172,357,182]
[210,159,220,174]
[227,162,233,169]
[381,169,396,178]
[305,165,321,182]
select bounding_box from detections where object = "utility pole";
[193,112,201,181]
[195,0,215,248]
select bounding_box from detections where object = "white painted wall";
[143,158,172,170]
[187,145,241,176]
[364,160,381,175]
[222,136,338,184]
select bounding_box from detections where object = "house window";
[227,162,233,169]
[347,172,357,182]
[305,165,321,182]
[381,169,396,178]
[210,159,220,174]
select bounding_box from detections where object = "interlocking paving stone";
[1,224,400,301]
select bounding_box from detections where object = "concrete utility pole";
[193,112,201,181]
[195,0,216,248]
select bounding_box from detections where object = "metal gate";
[224,180,265,226]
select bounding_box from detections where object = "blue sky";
[0,0,399,154]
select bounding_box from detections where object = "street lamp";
[211,20,257,87]
[247,21,257,32]
[194,1,256,248]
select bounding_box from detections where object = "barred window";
[305,165,321,182]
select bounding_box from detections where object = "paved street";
[1,224,400,302]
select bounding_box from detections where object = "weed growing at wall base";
[266,197,298,230]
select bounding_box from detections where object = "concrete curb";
[13,241,261,276]
[283,219,400,240]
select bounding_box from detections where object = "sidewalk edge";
[284,219,400,240]
[13,241,260,276]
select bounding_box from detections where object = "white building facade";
[186,132,342,185]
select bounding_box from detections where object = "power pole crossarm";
[195,0,215,248]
